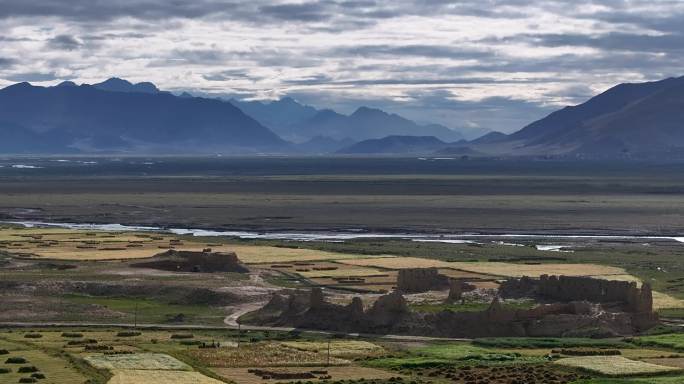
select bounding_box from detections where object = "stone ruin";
[246,274,660,338]
[500,274,654,313]
[131,250,248,273]
[396,267,450,292]
[446,279,464,302]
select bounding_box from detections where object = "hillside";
[490,76,684,158]
[0,80,286,153]
[337,135,450,154]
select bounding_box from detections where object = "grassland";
[62,295,228,325]
[3,157,684,236]
[632,334,684,352]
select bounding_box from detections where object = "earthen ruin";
[500,275,654,313]
[246,275,659,338]
[396,268,450,292]
[131,250,248,273]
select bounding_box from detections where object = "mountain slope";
[337,135,449,154]
[230,97,318,142]
[0,81,286,153]
[474,76,684,158]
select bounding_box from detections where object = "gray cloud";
[0,0,683,134]
[4,72,58,82]
[0,58,17,68]
[47,34,82,50]
[259,2,331,21]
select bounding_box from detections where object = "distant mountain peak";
[92,77,161,94]
[56,81,77,87]
[275,96,298,105]
[351,106,387,117]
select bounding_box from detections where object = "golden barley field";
[107,369,225,384]
[554,355,681,376]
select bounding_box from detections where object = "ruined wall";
[501,275,653,313]
[132,250,247,273]
[537,275,653,313]
[247,286,659,338]
[396,268,449,293]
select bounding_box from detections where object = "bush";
[116,331,141,337]
[0,368,11,374]
[23,334,42,339]
[84,345,113,351]
[30,373,45,379]
[19,378,37,383]
[170,334,194,339]
[0,349,9,355]
[18,367,38,373]
[61,332,83,338]
[180,340,203,346]
[6,357,27,364]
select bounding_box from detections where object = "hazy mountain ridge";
[2,75,684,158]
[337,135,451,154]
[230,98,464,143]
[0,80,285,153]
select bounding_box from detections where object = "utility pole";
[326,338,331,367]
[237,323,241,350]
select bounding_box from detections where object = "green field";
[63,295,228,325]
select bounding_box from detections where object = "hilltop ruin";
[396,268,450,292]
[245,275,659,338]
[131,250,248,273]
[500,274,654,313]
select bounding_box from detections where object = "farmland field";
[213,366,400,384]
[189,342,350,367]
[338,257,627,277]
[107,369,225,384]
[85,353,192,370]
[554,355,681,376]
[280,340,385,357]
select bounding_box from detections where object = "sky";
[0,0,682,135]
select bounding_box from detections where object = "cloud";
[0,0,683,133]
[0,57,17,68]
[258,2,331,22]
[47,34,82,50]
[4,72,58,82]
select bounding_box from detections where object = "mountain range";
[0,79,284,153]
[1,75,684,158]
[230,98,464,143]
[0,78,467,154]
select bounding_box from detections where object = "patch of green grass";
[473,337,631,349]
[659,308,684,318]
[575,376,684,383]
[62,294,226,325]
[365,342,542,369]
[631,334,684,352]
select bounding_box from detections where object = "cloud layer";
[0,0,682,134]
